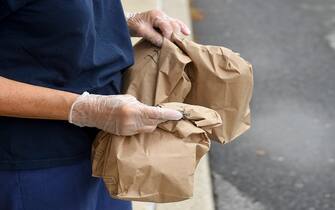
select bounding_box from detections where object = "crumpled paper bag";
[124,34,253,143]
[92,102,222,202]
[92,35,253,202]
[172,34,253,143]
[122,36,192,105]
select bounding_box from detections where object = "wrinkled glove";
[126,10,191,47]
[69,92,183,136]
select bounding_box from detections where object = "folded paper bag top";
[92,102,222,203]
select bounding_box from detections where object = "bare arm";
[0,76,79,120]
[0,76,183,135]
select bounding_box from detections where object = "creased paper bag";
[92,36,253,203]
[124,34,253,143]
[122,38,192,105]
[172,34,254,143]
[92,102,222,202]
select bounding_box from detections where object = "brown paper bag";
[125,35,253,143]
[92,102,222,202]
[172,34,253,143]
[92,36,253,202]
[122,38,192,105]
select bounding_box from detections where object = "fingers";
[128,10,191,46]
[175,19,191,35]
[153,15,190,40]
[137,106,183,134]
[170,20,182,35]
[161,107,183,120]
[153,16,174,39]
[142,24,164,47]
[143,106,183,121]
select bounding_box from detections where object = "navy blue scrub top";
[0,0,134,170]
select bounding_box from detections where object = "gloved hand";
[69,92,183,136]
[126,10,191,47]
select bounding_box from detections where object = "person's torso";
[0,0,134,170]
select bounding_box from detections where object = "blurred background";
[125,0,335,209]
[191,0,335,209]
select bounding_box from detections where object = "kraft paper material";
[92,34,253,202]
[173,35,253,143]
[92,102,222,202]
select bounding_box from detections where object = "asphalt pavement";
[192,0,335,209]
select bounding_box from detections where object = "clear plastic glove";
[69,92,183,136]
[126,10,191,47]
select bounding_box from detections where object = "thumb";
[144,106,183,121]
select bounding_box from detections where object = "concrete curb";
[121,1,216,210]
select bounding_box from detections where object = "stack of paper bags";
[92,34,253,202]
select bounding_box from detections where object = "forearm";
[0,76,79,120]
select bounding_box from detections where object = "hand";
[68,92,183,136]
[126,10,191,47]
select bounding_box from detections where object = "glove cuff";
[68,91,90,125]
